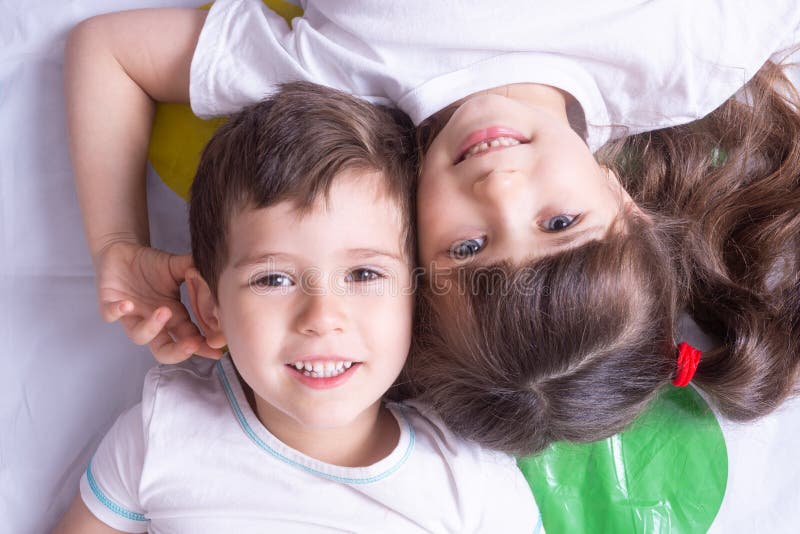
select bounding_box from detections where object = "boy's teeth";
[292,360,355,378]
[464,137,520,160]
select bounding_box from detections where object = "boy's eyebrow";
[233,252,296,270]
[232,248,405,269]
[346,248,405,263]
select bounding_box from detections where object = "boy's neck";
[241,380,400,467]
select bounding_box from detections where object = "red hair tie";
[672,342,702,387]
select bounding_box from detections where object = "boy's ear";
[185,267,227,349]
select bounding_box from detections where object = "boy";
[54,82,539,533]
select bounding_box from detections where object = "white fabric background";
[1,2,200,532]
[0,2,797,533]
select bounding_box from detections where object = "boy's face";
[201,171,413,433]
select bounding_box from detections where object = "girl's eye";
[346,268,384,283]
[448,236,486,259]
[542,214,578,232]
[251,273,294,289]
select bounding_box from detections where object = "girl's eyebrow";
[550,225,605,248]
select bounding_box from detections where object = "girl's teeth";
[292,360,355,378]
[464,137,520,159]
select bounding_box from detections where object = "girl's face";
[417,92,634,273]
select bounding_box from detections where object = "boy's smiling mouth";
[290,358,357,378]
[286,357,363,389]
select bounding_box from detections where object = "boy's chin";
[293,400,382,431]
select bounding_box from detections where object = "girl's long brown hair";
[603,61,800,419]
[408,62,800,455]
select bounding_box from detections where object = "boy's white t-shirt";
[80,356,541,533]
[190,0,800,151]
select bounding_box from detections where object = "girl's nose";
[472,169,526,203]
[472,169,533,227]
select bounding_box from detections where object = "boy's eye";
[448,236,486,259]
[541,214,579,232]
[346,268,384,283]
[251,273,294,289]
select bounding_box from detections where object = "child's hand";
[94,241,223,363]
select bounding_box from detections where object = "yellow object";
[148,0,304,200]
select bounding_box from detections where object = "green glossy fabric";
[519,387,727,533]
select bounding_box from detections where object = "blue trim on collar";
[215,359,414,484]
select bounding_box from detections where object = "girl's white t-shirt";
[80,356,540,533]
[190,0,800,151]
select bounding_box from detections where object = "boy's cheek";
[365,297,412,328]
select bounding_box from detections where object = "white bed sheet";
[1,2,201,532]
[0,1,798,533]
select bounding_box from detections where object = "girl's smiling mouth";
[456,126,529,163]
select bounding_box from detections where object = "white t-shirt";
[80,356,541,533]
[190,0,800,151]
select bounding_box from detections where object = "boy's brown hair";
[189,82,417,299]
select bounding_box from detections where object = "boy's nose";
[295,291,347,336]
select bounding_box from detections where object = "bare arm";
[51,493,132,534]
[65,9,222,362]
[65,7,205,258]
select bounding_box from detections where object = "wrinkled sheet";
[0,1,798,533]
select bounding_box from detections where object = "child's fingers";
[168,253,194,279]
[149,331,199,365]
[168,315,204,344]
[193,341,224,360]
[165,311,223,360]
[170,326,206,360]
[100,300,134,322]
[125,307,172,345]
[163,314,223,360]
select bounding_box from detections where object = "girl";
[408,61,800,454]
[66,0,800,452]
